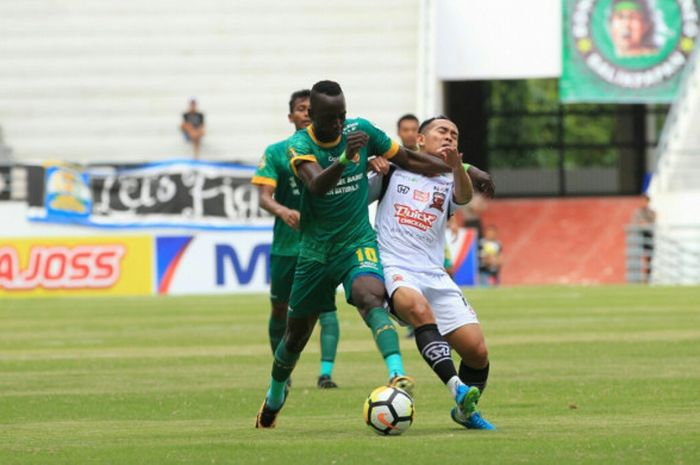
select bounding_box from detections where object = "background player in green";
[256,80,455,428]
[251,89,340,388]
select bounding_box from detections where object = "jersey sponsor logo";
[394,204,437,231]
[413,190,429,202]
[0,244,126,290]
[392,274,404,282]
[430,192,446,212]
[397,184,410,195]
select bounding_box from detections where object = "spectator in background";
[181,99,205,159]
[396,114,420,151]
[479,225,502,286]
[631,194,656,282]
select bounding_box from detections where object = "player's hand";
[368,156,390,175]
[345,131,369,162]
[467,165,495,198]
[437,146,462,169]
[281,208,301,230]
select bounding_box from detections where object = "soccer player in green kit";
[252,89,340,389]
[256,80,454,428]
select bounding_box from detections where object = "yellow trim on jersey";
[251,175,277,188]
[307,125,341,148]
[290,155,318,176]
[382,140,400,160]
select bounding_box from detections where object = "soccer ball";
[363,385,415,435]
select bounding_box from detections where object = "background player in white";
[370,115,496,430]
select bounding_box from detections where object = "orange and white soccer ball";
[363,385,415,435]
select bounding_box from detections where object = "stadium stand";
[0,0,419,163]
[649,46,700,284]
[0,125,12,161]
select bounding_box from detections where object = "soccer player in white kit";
[369,116,496,430]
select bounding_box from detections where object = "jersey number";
[356,247,378,263]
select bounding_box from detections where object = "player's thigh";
[444,323,488,368]
[423,274,480,336]
[391,286,436,327]
[334,242,385,310]
[384,267,435,326]
[288,256,337,319]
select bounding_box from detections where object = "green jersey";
[252,138,302,256]
[287,118,399,263]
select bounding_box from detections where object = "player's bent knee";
[283,319,315,352]
[351,282,385,312]
[472,341,489,367]
[409,301,435,326]
[284,331,311,353]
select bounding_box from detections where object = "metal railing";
[651,225,700,285]
[625,225,655,283]
[627,224,700,284]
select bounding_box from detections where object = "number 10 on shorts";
[356,247,378,263]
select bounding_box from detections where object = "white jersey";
[374,167,460,273]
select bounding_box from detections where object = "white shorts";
[383,265,479,336]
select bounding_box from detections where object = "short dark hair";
[311,80,343,97]
[418,115,451,134]
[397,114,419,130]
[289,89,310,114]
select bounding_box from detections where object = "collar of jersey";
[307,125,342,148]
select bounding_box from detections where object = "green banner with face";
[561,0,700,103]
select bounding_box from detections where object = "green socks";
[364,307,404,377]
[318,312,339,376]
[268,343,300,409]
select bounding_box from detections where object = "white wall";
[0,0,420,163]
[435,0,562,80]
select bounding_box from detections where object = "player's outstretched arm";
[390,146,451,176]
[257,184,300,230]
[442,147,473,205]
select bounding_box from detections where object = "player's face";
[611,9,648,53]
[309,93,346,142]
[417,120,459,156]
[288,97,311,131]
[398,120,419,148]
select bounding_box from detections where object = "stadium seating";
[649,47,700,284]
[0,0,419,163]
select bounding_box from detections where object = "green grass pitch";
[1,285,699,464]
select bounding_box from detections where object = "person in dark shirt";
[180,99,205,159]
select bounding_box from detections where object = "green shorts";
[288,241,384,318]
[269,254,298,303]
